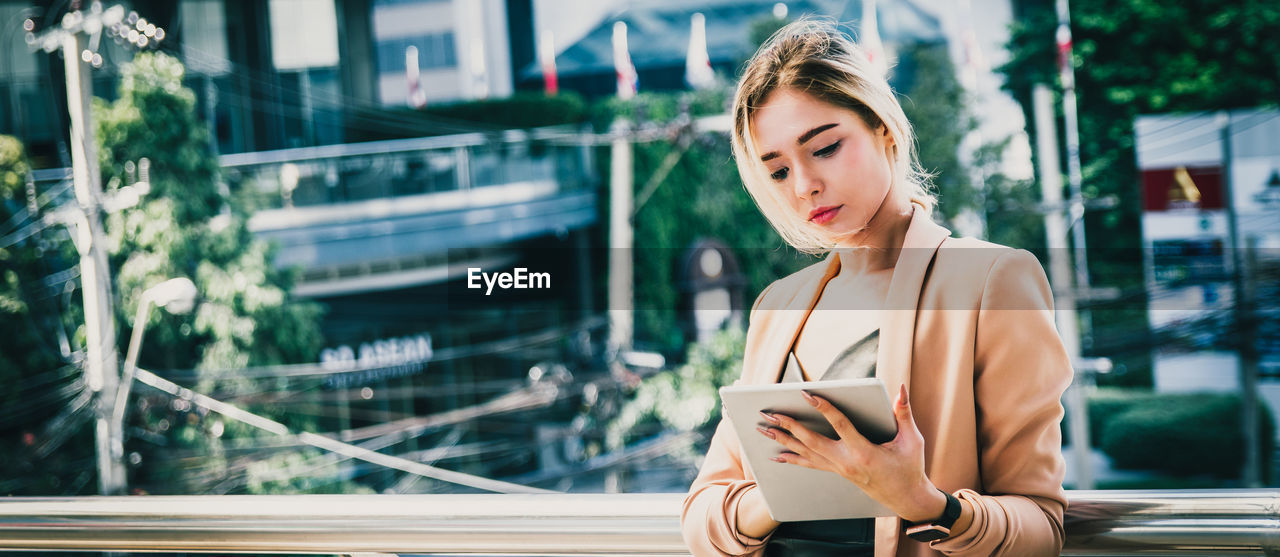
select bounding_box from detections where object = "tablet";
[719,377,898,521]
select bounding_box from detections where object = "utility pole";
[63,27,125,497]
[608,20,635,357]
[1034,84,1093,490]
[1054,0,1094,346]
[31,2,167,495]
[608,119,633,356]
[1219,112,1262,487]
[604,20,637,494]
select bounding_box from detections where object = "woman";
[681,19,1072,557]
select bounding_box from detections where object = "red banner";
[1141,166,1224,212]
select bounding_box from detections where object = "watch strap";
[933,488,962,529]
[904,489,961,543]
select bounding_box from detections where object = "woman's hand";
[757,384,947,523]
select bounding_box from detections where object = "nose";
[792,163,822,200]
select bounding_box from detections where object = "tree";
[0,137,63,395]
[898,43,979,230]
[604,327,745,463]
[92,52,329,493]
[592,88,814,356]
[999,0,1280,386]
[0,136,96,495]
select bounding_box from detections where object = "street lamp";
[108,277,198,493]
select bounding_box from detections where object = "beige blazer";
[682,208,1071,557]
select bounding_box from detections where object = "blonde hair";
[732,19,935,254]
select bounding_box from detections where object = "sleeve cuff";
[727,483,773,548]
[929,488,1002,554]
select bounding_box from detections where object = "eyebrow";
[759,123,840,162]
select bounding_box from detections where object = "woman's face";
[751,88,896,243]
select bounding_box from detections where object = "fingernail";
[759,411,779,424]
[802,390,818,407]
[770,456,786,463]
[899,384,909,406]
[757,426,776,439]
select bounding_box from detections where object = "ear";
[880,124,896,147]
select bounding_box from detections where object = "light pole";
[109,277,198,494]
[27,1,167,496]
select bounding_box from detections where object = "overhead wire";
[131,365,557,494]
[1148,112,1280,161]
[159,315,607,383]
[153,40,523,139]
[0,211,58,250]
[1135,110,1216,138]
[0,176,73,238]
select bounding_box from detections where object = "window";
[376,33,457,73]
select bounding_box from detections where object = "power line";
[131,366,555,494]
[0,178,73,238]
[159,315,607,382]
[0,212,58,250]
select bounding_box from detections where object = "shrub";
[1099,392,1274,480]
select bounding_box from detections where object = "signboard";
[1151,239,1227,286]
[1141,166,1224,212]
[319,332,433,388]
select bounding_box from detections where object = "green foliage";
[748,15,790,49]
[0,136,58,378]
[597,88,812,354]
[96,52,325,377]
[0,135,29,198]
[423,91,590,128]
[588,86,729,130]
[1098,390,1274,481]
[348,92,591,142]
[999,0,1280,387]
[244,450,377,495]
[0,136,88,496]
[95,52,220,224]
[973,136,1046,254]
[606,327,746,455]
[898,43,977,227]
[92,52,329,493]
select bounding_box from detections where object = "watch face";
[905,523,951,542]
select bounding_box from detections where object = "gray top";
[781,329,879,383]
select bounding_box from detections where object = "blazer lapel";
[874,208,950,395]
[755,253,842,384]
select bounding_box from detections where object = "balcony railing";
[28,127,597,214]
[221,127,595,210]
[1,490,1278,555]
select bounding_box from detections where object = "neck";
[832,195,914,275]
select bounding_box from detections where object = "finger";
[770,451,819,470]
[802,391,873,450]
[760,424,819,460]
[770,412,837,453]
[893,384,923,441]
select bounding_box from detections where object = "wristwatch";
[904,489,962,542]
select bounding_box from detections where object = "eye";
[770,167,789,181]
[814,140,841,158]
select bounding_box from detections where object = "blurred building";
[1135,109,1280,426]
[0,0,534,162]
[4,0,1001,493]
[519,0,946,98]
[9,0,609,493]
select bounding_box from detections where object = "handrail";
[1,490,1278,555]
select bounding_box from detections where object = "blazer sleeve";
[930,249,1072,557]
[680,283,777,557]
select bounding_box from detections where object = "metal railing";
[27,127,598,213]
[220,127,595,210]
[1,490,1279,555]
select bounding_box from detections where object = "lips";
[808,205,842,224]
